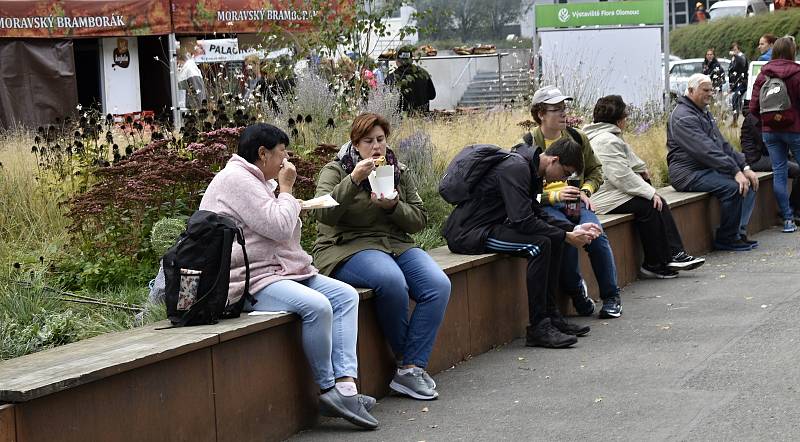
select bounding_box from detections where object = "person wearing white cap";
[519,85,623,320]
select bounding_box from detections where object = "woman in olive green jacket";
[312,113,450,401]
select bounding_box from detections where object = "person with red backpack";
[750,36,800,233]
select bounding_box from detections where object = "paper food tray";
[300,194,339,209]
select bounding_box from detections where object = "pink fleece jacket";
[199,154,317,299]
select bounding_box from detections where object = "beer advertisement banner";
[171,0,348,34]
[0,0,172,38]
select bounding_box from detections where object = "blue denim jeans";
[543,204,620,300]
[678,168,757,243]
[245,274,359,390]
[762,131,800,220]
[334,248,451,368]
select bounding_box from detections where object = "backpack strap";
[237,227,254,306]
[565,126,583,145]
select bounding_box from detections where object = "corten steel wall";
[0,404,14,442]
[0,174,782,442]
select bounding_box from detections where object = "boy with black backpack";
[442,138,599,348]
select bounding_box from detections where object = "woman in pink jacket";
[199,124,378,429]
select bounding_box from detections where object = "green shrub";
[670,9,800,61]
[150,217,187,257]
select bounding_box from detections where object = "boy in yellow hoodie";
[524,86,622,319]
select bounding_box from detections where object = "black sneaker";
[640,263,679,279]
[570,279,595,316]
[550,314,590,337]
[739,234,758,248]
[599,296,622,319]
[667,251,706,271]
[714,238,753,251]
[525,318,577,348]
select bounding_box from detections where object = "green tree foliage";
[413,0,526,42]
[670,9,800,61]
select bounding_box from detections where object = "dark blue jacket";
[667,96,746,189]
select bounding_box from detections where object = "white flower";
[76,104,82,110]
[153,56,159,61]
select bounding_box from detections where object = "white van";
[708,0,771,19]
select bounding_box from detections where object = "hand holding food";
[351,158,376,184]
[374,156,386,167]
[370,191,398,210]
[278,158,297,193]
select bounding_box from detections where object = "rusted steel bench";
[0,172,780,442]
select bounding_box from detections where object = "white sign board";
[193,38,290,63]
[100,37,141,115]
[538,27,663,108]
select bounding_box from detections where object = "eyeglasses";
[545,106,567,113]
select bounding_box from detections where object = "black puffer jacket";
[442,144,574,254]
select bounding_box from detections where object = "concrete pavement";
[292,226,800,442]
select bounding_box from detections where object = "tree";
[412,0,455,41]
[451,0,483,41]
[486,0,529,39]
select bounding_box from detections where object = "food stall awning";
[0,0,172,38]
[170,0,342,34]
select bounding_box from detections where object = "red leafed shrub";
[65,128,243,257]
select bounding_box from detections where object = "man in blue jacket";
[667,73,760,251]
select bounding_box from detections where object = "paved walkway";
[292,227,800,442]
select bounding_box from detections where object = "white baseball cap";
[531,85,573,105]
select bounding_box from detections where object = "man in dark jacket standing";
[442,139,599,348]
[386,45,436,114]
[728,42,748,126]
[668,73,760,251]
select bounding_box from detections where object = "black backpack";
[439,144,517,205]
[162,210,253,326]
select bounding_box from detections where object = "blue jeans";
[762,131,800,220]
[543,204,620,300]
[246,275,359,390]
[678,168,757,243]
[334,248,451,368]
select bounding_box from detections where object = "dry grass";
[0,130,70,278]
[393,109,532,170]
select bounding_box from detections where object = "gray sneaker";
[396,361,436,389]
[318,388,379,429]
[359,394,376,412]
[390,368,438,400]
[421,370,436,390]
